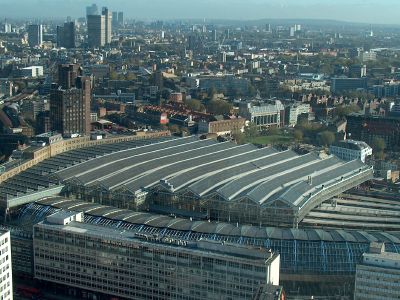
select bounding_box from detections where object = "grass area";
[246,135,294,145]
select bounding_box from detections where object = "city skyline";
[1,0,400,24]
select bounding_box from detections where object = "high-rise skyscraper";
[102,7,112,44]
[112,12,118,27]
[87,7,111,47]
[86,3,98,16]
[118,12,124,26]
[212,29,217,41]
[112,11,123,28]
[27,24,43,47]
[87,14,105,47]
[50,64,91,137]
[57,22,75,48]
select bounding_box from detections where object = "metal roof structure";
[48,137,373,220]
[0,137,175,205]
[20,197,400,244]
[13,197,400,275]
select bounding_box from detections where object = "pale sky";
[1,0,399,24]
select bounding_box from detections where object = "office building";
[0,230,12,300]
[113,12,124,27]
[187,75,250,97]
[219,51,227,63]
[354,243,400,300]
[112,12,118,27]
[20,66,43,78]
[86,3,98,16]
[349,65,367,78]
[33,210,280,300]
[102,7,112,44]
[329,140,372,163]
[331,77,368,93]
[361,51,377,62]
[27,24,43,47]
[3,23,11,33]
[87,15,105,47]
[36,111,51,134]
[50,64,91,137]
[346,114,400,150]
[118,12,123,26]
[56,22,75,48]
[212,29,217,41]
[285,102,310,126]
[239,100,285,128]
[87,7,111,47]
[0,80,13,98]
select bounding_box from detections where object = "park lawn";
[246,135,294,145]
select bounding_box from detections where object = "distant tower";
[57,22,75,48]
[102,7,112,44]
[86,3,98,16]
[112,12,118,27]
[212,29,217,41]
[87,14,105,47]
[225,29,230,39]
[369,25,374,37]
[28,24,43,47]
[118,12,124,26]
[219,51,227,63]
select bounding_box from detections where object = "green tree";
[268,126,280,136]
[248,84,257,97]
[126,72,136,81]
[208,86,217,99]
[109,70,118,80]
[206,100,232,115]
[244,122,259,138]
[319,131,336,147]
[371,137,385,159]
[294,129,303,142]
[232,132,246,145]
[184,99,205,112]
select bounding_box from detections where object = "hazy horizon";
[1,0,400,25]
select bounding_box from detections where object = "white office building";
[355,243,400,300]
[329,140,372,163]
[0,230,13,300]
[21,66,44,78]
[285,102,310,126]
[239,100,285,128]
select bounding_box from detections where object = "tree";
[126,72,136,81]
[184,99,204,112]
[319,131,335,147]
[232,132,246,145]
[294,129,303,142]
[335,105,360,118]
[109,70,118,80]
[168,124,180,133]
[244,122,259,138]
[248,84,257,97]
[268,126,280,136]
[206,100,232,115]
[371,137,385,152]
[371,137,385,159]
[208,86,217,99]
